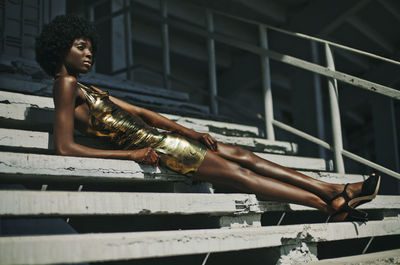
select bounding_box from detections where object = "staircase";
[0,56,400,265]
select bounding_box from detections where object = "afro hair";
[35,15,98,77]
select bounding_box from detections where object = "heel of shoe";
[343,203,368,221]
[328,203,368,222]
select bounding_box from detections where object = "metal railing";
[96,1,400,180]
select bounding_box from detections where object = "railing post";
[160,0,171,90]
[310,40,326,159]
[123,0,133,80]
[325,43,345,173]
[206,9,219,115]
[258,25,275,140]
[88,5,96,72]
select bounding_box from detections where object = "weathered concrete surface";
[0,190,398,216]
[278,242,318,265]
[258,195,400,212]
[1,219,399,264]
[0,190,261,216]
[304,249,400,265]
[0,151,328,183]
[0,129,51,149]
[0,151,184,182]
[300,171,367,183]
[0,90,259,136]
[218,214,262,228]
[0,90,54,109]
[0,127,297,155]
[0,151,368,184]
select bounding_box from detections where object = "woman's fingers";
[202,134,217,152]
[144,149,159,165]
[136,148,159,165]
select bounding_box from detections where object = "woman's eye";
[77,46,85,50]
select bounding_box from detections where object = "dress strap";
[76,82,99,105]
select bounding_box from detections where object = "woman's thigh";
[214,142,255,165]
[192,150,253,188]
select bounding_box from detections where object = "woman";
[35,15,380,222]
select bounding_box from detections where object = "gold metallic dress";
[77,82,207,176]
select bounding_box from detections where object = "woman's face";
[63,38,93,76]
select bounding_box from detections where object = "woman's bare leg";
[214,143,363,206]
[193,151,335,214]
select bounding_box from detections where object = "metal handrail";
[189,6,400,179]
[117,2,400,179]
[164,17,400,100]
[272,120,400,180]
[210,9,400,67]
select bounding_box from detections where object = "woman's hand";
[197,133,218,152]
[130,147,159,165]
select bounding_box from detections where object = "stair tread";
[306,249,400,265]
[1,219,399,264]
[0,150,330,184]
[0,89,263,137]
[0,127,297,156]
[0,190,398,216]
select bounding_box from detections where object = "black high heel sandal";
[327,173,381,222]
[327,184,368,222]
[350,173,381,209]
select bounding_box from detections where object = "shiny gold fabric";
[77,82,207,176]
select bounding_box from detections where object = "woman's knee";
[229,145,253,161]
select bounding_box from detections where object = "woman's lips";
[83,61,91,67]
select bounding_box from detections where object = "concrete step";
[0,190,398,217]
[0,90,264,138]
[1,218,399,264]
[0,150,330,186]
[0,190,259,216]
[0,151,182,183]
[0,151,363,184]
[305,249,400,265]
[0,126,297,156]
[0,74,210,114]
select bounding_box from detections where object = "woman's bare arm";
[53,76,159,164]
[90,85,218,151]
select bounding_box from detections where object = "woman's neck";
[54,64,78,79]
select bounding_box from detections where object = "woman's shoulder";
[53,74,79,93]
[53,75,81,102]
[54,74,77,87]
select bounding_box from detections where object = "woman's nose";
[86,49,92,59]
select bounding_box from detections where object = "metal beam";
[160,0,171,89]
[311,41,327,159]
[325,43,345,173]
[259,26,275,140]
[206,9,218,115]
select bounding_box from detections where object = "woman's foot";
[328,174,381,222]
